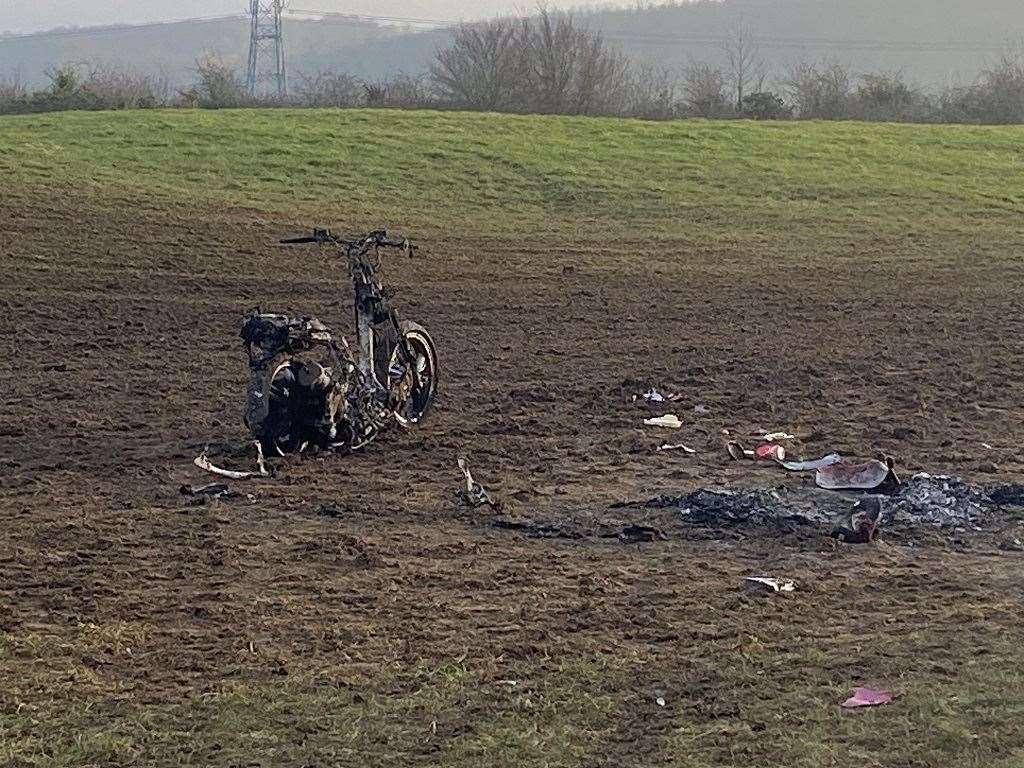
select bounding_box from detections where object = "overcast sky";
[2,1,631,34]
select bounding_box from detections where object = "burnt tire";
[397,320,438,424]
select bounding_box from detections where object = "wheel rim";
[268,362,300,453]
[396,331,436,423]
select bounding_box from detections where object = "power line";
[0,15,247,44]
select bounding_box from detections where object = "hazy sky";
[2,1,631,34]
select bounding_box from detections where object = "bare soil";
[2,189,1024,766]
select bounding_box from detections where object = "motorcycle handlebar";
[280,228,417,254]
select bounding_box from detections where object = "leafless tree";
[681,61,730,117]
[627,64,679,119]
[431,9,631,116]
[191,53,247,108]
[784,60,852,119]
[966,49,1024,123]
[563,16,631,114]
[430,18,529,110]
[0,73,26,112]
[723,23,764,111]
[364,73,431,108]
[296,71,363,107]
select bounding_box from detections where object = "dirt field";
[2,175,1024,765]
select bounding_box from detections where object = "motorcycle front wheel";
[393,320,439,425]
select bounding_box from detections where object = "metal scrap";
[831,497,883,543]
[780,453,842,472]
[457,456,496,508]
[816,457,900,493]
[194,442,270,480]
[180,482,238,499]
[744,577,796,593]
[658,443,696,454]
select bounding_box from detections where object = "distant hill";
[0,16,415,90]
[2,0,1023,91]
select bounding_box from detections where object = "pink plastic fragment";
[841,687,894,708]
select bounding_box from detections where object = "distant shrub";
[0,77,27,113]
[626,65,680,120]
[0,64,167,114]
[363,73,431,109]
[740,91,791,120]
[191,54,247,109]
[852,71,931,122]
[681,62,732,118]
[296,71,363,108]
[938,51,1024,124]
[785,61,852,119]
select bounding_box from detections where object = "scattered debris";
[998,537,1024,552]
[649,488,832,528]
[726,441,755,461]
[644,414,682,429]
[755,443,786,462]
[179,482,237,499]
[831,497,883,543]
[194,442,270,481]
[658,443,696,454]
[317,503,344,518]
[762,431,795,442]
[744,577,796,593]
[495,679,519,687]
[457,456,496,508]
[493,518,577,539]
[655,695,666,707]
[889,473,985,528]
[780,453,842,472]
[616,524,667,543]
[693,404,711,414]
[841,687,894,709]
[816,457,900,493]
[634,388,684,404]
[989,485,1024,508]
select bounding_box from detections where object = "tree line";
[3,10,1024,124]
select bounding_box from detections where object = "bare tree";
[567,19,631,114]
[784,60,852,119]
[430,18,529,110]
[0,73,27,113]
[431,9,631,116]
[723,23,763,111]
[523,8,631,115]
[681,61,730,117]
[296,71,363,107]
[191,53,247,108]
[527,9,580,113]
[627,64,679,119]
[966,49,1024,123]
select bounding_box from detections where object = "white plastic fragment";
[658,443,697,454]
[194,442,269,480]
[644,414,682,429]
[744,577,796,593]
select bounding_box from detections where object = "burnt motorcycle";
[240,229,438,456]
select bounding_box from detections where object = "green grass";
[1,108,1023,245]
[5,623,1024,767]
